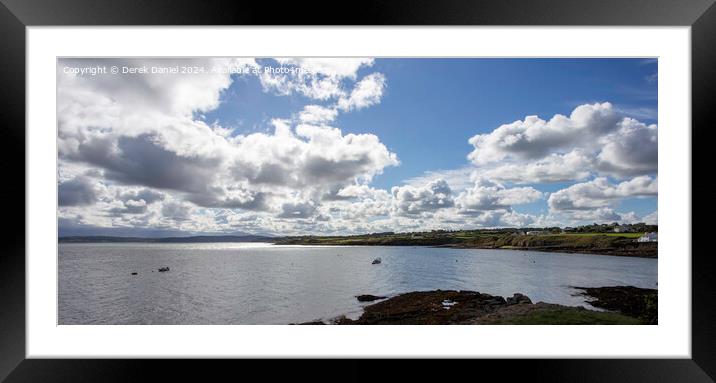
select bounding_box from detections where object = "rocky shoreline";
[443,242,657,258]
[573,285,658,324]
[301,286,657,325]
[278,239,657,258]
[276,230,658,258]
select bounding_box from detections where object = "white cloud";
[613,175,659,195]
[161,200,197,223]
[59,56,398,207]
[57,58,249,164]
[643,210,658,225]
[109,199,149,215]
[59,57,257,119]
[231,123,399,197]
[498,210,538,227]
[259,58,374,100]
[548,176,657,211]
[277,200,318,219]
[57,58,657,236]
[456,178,542,213]
[484,150,593,184]
[391,179,455,216]
[450,209,536,228]
[58,57,402,233]
[337,73,387,111]
[466,102,657,180]
[468,102,619,165]
[298,105,338,124]
[58,176,101,206]
[402,167,475,194]
[596,117,658,177]
[335,184,390,200]
[117,188,165,205]
[571,207,620,222]
[565,208,641,224]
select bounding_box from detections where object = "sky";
[57,58,658,237]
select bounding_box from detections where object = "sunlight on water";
[59,243,657,324]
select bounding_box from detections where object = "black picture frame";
[2,0,714,381]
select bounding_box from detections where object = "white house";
[637,232,658,242]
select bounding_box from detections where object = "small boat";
[371,257,382,265]
[158,267,170,272]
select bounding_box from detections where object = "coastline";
[60,239,657,258]
[439,243,657,258]
[58,230,658,258]
[276,239,657,258]
[302,286,658,325]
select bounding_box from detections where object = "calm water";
[58,243,658,324]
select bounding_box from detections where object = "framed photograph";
[3,0,715,380]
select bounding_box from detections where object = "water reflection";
[59,243,657,324]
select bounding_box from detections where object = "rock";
[484,297,508,306]
[506,293,532,305]
[572,286,657,324]
[303,288,653,325]
[346,290,516,325]
[131,272,138,275]
[158,267,170,272]
[332,315,355,324]
[356,294,387,302]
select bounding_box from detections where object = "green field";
[276,228,657,257]
[488,307,643,325]
[564,232,644,238]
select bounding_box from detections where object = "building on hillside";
[637,232,658,242]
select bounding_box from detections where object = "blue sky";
[58,57,658,236]
[205,59,657,170]
[201,58,657,222]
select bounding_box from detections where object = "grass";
[277,230,657,257]
[493,307,643,325]
[563,232,644,238]
[283,232,644,245]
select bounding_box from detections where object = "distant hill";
[59,235,276,243]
